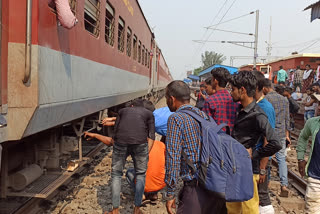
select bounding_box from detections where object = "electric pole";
[253,10,259,68]
[266,17,272,59]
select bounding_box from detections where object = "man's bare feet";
[133,206,143,214]
[105,208,119,214]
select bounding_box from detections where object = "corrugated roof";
[187,75,200,81]
[304,1,320,22]
[198,64,238,77]
[265,53,320,65]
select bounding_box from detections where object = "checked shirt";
[165,105,207,196]
[265,91,290,139]
[202,89,239,132]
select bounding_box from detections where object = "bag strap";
[181,150,197,174]
[213,123,231,135]
[179,109,211,123]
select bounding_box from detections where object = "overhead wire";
[205,11,254,29]
[192,0,229,58]
[193,0,238,60]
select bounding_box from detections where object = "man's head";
[211,67,231,90]
[143,99,155,112]
[296,65,300,69]
[279,65,283,70]
[165,80,190,112]
[230,71,257,103]
[131,98,144,107]
[283,87,293,98]
[200,83,205,91]
[262,78,272,95]
[275,85,285,95]
[204,77,215,95]
[306,87,314,96]
[311,82,320,93]
[252,70,265,100]
[306,64,311,70]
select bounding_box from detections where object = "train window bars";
[118,17,125,52]
[145,50,148,67]
[126,27,132,57]
[84,0,100,37]
[133,35,138,60]
[142,46,145,65]
[105,1,115,46]
[138,41,141,63]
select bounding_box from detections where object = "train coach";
[0,0,172,198]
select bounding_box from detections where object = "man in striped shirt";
[164,80,227,214]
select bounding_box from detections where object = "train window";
[142,46,145,65]
[84,0,100,36]
[48,0,77,14]
[138,41,141,63]
[105,1,115,46]
[147,50,150,68]
[133,35,137,60]
[126,27,132,57]
[145,50,148,67]
[118,17,125,52]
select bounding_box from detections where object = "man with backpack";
[164,80,227,214]
[228,71,281,214]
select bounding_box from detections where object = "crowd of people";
[83,66,319,214]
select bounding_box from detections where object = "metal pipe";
[253,10,259,68]
[23,0,32,84]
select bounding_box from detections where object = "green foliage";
[193,67,202,76]
[201,51,226,68]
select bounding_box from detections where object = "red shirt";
[202,89,239,132]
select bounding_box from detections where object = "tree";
[201,51,226,68]
[193,67,202,76]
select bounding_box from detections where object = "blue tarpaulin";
[198,64,238,77]
[187,75,200,81]
[183,78,192,83]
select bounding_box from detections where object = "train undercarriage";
[0,90,164,200]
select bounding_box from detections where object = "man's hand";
[246,148,252,159]
[166,198,176,214]
[102,117,116,126]
[84,131,95,140]
[259,174,266,184]
[286,136,292,148]
[298,160,307,178]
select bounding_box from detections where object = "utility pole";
[266,17,272,59]
[253,10,259,68]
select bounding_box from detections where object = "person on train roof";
[202,67,239,132]
[228,71,281,214]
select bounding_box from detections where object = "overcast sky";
[138,0,320,80]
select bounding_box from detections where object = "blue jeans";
[111,143,148,208]
[275,138,288,186]
[304,110,315,122]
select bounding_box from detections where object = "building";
[239,53,320,79]
[304,1,320,22]
[198,64,238,82]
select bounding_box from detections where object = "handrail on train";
[23,0,32,84]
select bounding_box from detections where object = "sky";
[138,0,320,80]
